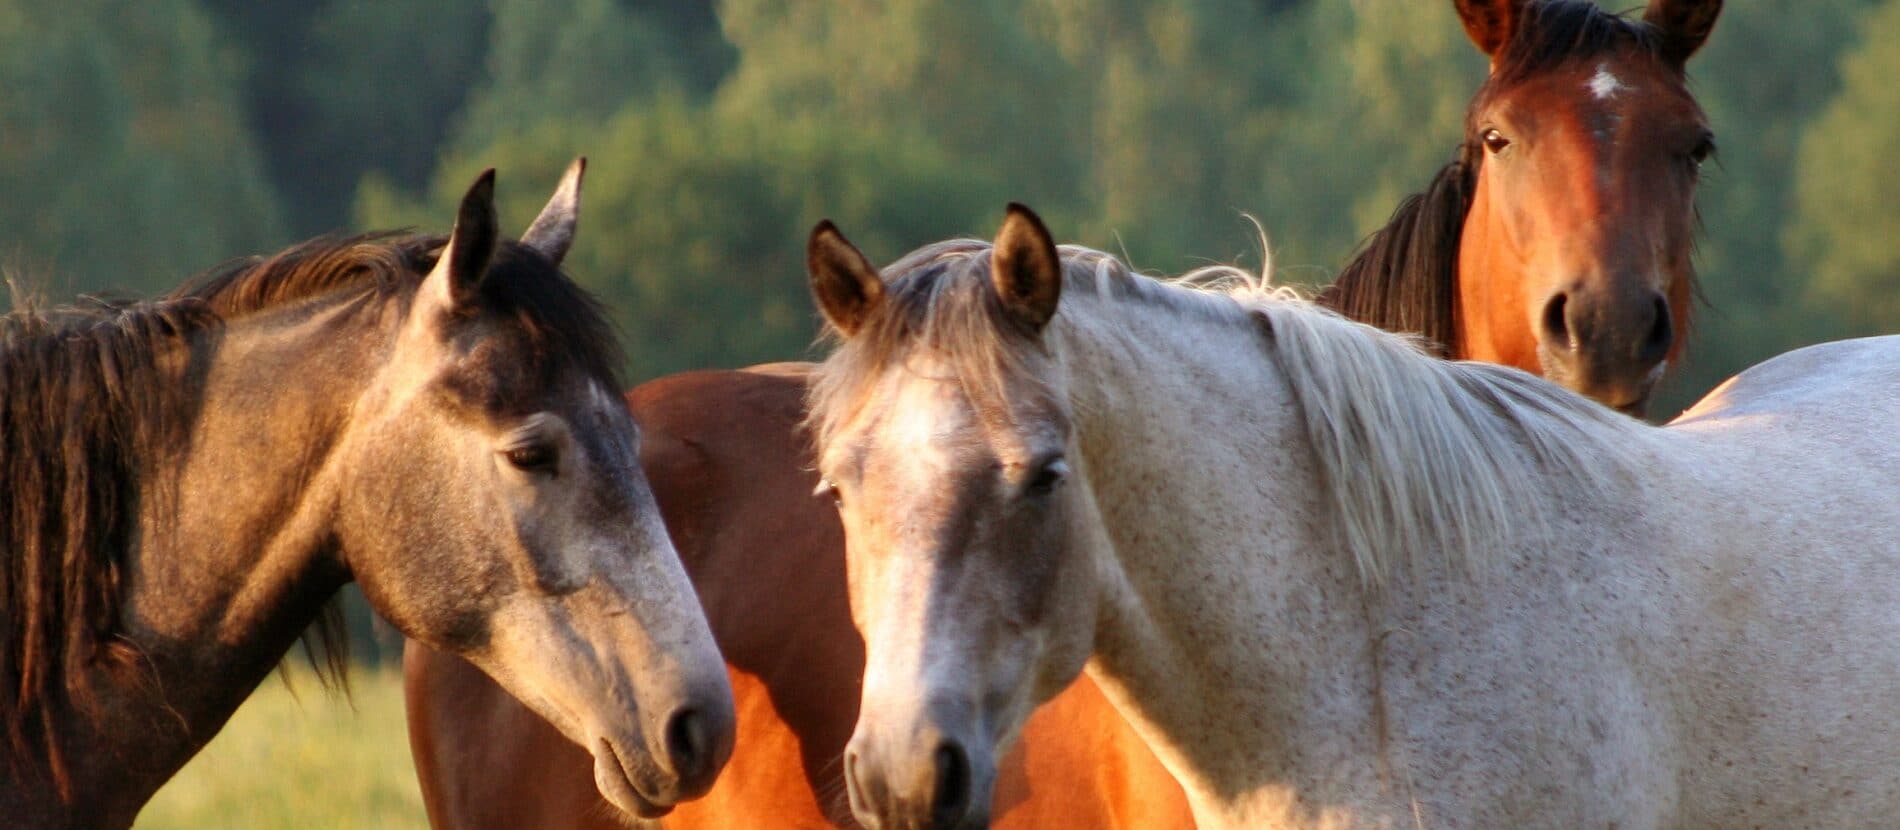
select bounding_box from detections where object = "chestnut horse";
[0,167,733,828]
[404,0,1723,827]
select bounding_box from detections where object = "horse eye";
[1688,137,1716,167]
[504,444,558,474]
[1481,128,1512,155]
[1026,458,1069,496]
[814,478,843,508]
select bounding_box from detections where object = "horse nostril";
[1540,291,1573,352]
[931,740,973,827]
[665,707,711,784]
[1638,295,1673,365]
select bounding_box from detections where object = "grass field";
[134,664,428,830]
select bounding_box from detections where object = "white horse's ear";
[808,220,884,337]
[1644,0,1721,64]
[990,203,1061,333]
[1453,0,1530,59]
[421,169,500,314]
[523,157,585,266]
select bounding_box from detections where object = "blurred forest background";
[8,0,1900,664]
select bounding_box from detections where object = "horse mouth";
[596,737,676,819]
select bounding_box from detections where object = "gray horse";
[0,163,734,828]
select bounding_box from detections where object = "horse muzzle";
[1536,284,1672,416]
[844,720,994,830]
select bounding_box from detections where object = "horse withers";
[0,164,733,828]
[812,205,1900,829]
[1325,0,1722,415]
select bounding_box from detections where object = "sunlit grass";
[135,664,427,830]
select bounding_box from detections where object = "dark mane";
[1,293,211,786]
[2,232,621,783]
[1317,151,1477,355]
[1319,0,1671,354]
[181,233,624,389]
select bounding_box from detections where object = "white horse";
[803,204,1900,830]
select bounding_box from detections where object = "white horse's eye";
[1026,458,1069,496]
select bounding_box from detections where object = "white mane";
[812,239,1650,588]
[1057,247,1650,586]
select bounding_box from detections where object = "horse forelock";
[1485,1,1672,90]
[812,239,1650,591]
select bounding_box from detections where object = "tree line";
[5,0,1896,415]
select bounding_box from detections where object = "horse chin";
[592,736,676,820]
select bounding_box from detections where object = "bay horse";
[0,164,734,828]
[1325,0,1721,416]
[403,0,1725,825]
[811,206,1900,829]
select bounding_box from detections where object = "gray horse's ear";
[422,169,500,313]
[1453,0,1529,59]
[1644,0,1721,64]
[990,203,1061,333]
[808,220,884,337]
[523,157,585,266]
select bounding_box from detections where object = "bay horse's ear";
[808,220,884,337]
[990,203,1061,333]
[1644,0,1722,64]
[422,169,500,313]
[522,157,585,266]
[1453,0,1528,59]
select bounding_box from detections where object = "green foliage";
[6,1,1900,815]
[342,0,1900,408]
[0,0,284,297]
[1249,2,1483,276]
[362,97,995,378]
[452,0,726,150]
[1787,0,1900,333]
[198,0,491,235]
[134,666,424,830]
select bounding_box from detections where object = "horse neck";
[1050,296,1395,823]
[42,296,392,825]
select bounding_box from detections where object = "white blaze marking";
[1588,63,1626,100]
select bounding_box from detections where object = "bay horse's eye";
[815,479,843,508]
[1688,137,1716,168]
[1481,128,1512,155]
[1026,458,1070,497]
[504,444,559,475]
